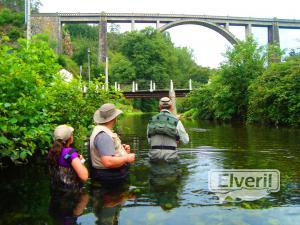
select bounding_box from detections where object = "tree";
[248,55,300,126]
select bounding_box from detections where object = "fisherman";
[89,103,135,186]
[147,97,189,162]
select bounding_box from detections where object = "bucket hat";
[54,125,74,141]
[159,97,173,108]
[93,103,123,124]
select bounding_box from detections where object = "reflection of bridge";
[31,12,300,63]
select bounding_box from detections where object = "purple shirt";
[58,147,79,168]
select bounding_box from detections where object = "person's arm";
[177,120,189,144]
[100,154,135,169]
[71,157,89,181]
[95,132,135,169]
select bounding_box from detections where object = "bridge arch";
[158,19,238,45]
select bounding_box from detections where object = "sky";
[39,0,300,68]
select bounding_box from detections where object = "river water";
[0,114,299,225]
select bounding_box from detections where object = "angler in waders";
[147,97,189,162]
[89,103,135,186]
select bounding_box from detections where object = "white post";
[26,0,31,49]
[95,84,98,91]
[153,82,156,91]
[87,48,91,87]
[189,79,192,90]
[170,80,174,91]
[114,82,117,91]
[79,65,82,77]
[118,83,120,91]
[83,85,87,94]
[150,80,153,92]
[105,57,109,91]
[132,81,135,92]
[135,82,138,91]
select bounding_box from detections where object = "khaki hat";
[159,97,172,108]
[54,125,74,141]
[93,103,123,124]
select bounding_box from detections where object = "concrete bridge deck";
[33,12,300,28]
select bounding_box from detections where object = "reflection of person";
[48,125,88,191]
[92,185,135,225]
[89,103,135,186]
[147,97,189,162]
[49,190,89,225]
[149,161,183,210]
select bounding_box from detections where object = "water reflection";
[148,161,186,210]
[49,190,89,225]
[91,185,135,225]
[0,115,299,225]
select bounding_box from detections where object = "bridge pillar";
[268,22,281,62]
[245,24,252,38]
[268,22,280,46]
[57,17,63,54]
[169,80,177,115]
[31,14,62,53]
[98,14,108,64]
[131,20,135,31]
[225,22,230,30]
[156,20,160,29]
[169,90,177,115]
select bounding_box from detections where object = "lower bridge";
[122,89,190,98]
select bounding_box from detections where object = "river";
[0,114,299,225]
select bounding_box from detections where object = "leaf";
[0,136,9,144]
[9,118,17,124]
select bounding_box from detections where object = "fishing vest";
[90,125,127,169]
[148,111,179,139]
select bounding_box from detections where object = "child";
[48,125,88,191]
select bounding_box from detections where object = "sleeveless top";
[49,148,83,191]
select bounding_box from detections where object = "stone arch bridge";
[31,12,300,63]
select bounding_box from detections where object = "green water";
[0,114,299,225]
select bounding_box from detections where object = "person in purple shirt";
[48,125,88,191]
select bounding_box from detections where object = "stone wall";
[31,16,60,51]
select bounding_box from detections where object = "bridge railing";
[111,79,193,92]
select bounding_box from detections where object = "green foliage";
[0,37,123,163]
[248,55,300,126]
[184,36,299,126]
[0,38,60,161]
[0,0,41,13]
[110,52,136,83]
[185,36,265,121]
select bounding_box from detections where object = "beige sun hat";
[54,125,74,141]
[159,97,173,108]
[93,103,123,124]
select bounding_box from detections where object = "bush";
[0,37,124,163]
[248,56,300,126]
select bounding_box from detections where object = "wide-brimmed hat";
[159,97,173,108]
[94,103,123,124]
[54,125,74,141]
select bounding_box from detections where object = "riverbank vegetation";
[0,36,127,163]
[183,37,300,126]
[1,3,299,165]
